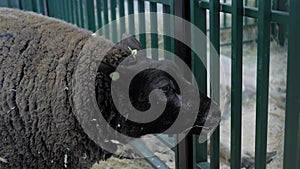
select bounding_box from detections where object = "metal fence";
[0,0,299,169]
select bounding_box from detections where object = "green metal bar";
[129,140,171,169]
[245,0,249,25]
[138,0,146,49]
[254,0,271,169]
[96,0,104,35]
[128,0,135,34]
[283,0,300,168]
[64,0,69,21]
[223,0,227,28]
[96,0,103,31]
[103,0,109,24]
[69,0,75,24]
[1,0,7,7]
[190,0,208,165]
[6,0,12,8]
[72,0,78,25]
[110,0,117,42]
[220,38,256,46]
[51,0,58,18]
[198,1,289,24]
[209,0,220,168]
[119,0,126,36]
[1,0,6,7]
[74,0,79,26]
[103,0,109,38]
[64,0,70,22]
[47,0,55,17]
[150,2,158,60]
[163,4,172,59]
[147,0,172,6]
[55,0,60,18]
[18,0,23,10]
[23,0,33,11]
[272,0,278,10]
[230,0,243,168]
[207,23,257,31]
[168,0,174,55]
[30,0,38,12]
[79,0,85,28]
[56,0,62,19]
[86,0,96,32]
[39,0,46,15]
[33,0,43,15]
[156,134,175,149]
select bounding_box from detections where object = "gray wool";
[0,8,116,169]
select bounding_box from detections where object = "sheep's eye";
[161,85,171,92]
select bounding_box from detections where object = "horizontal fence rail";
[0,0,298,169]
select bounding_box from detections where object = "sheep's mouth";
[177,90,221,140]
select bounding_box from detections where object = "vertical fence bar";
[209,0,220,168]
[138,0,146,48]
[59,0,64,18]
[43,0,49,16]
[119,0,126,36]
[31,0,38,12]
[70,0,75,24]
[103,0,109,38]
[110,0,117,42]
[173,0,192,169]
[0,0,6,7]
[223,0,227,28]
[283,0,300,168]
[1,0,6,7]
[64,0,69,22]
[74,0,79,26]
[68,0,72,23]
[18,0,24,10]
[230,0,243,168]
[72,0,77,24]
[86,0,96,32]
[78,0,85,28]
[163,4,171,60]
[128,0,135,34]
[66,0,71,22]
[96,0,103,31]
[50,0,56,18]
[58,0,62,18]
[254,0,271,169]
[23,0,33,11]
[38,0,45,15]
[191,0,208,167]
[150,2,158,60]
[47,0,55,17]
[245,0,249,25]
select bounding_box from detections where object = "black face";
[95,35,221,139]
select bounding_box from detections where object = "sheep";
[0,8,221,169]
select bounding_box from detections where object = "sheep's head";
[95,35,220,142]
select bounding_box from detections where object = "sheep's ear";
[121,33,142,50]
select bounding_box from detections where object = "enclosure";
[0,0,299,169]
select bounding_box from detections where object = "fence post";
[86,0,96,32]
[255,0,271,169]
[173,0,193,169]
[209,0,220,168]
[231,0,243,168]
[190,0,208,167]
[283,0,300,168]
